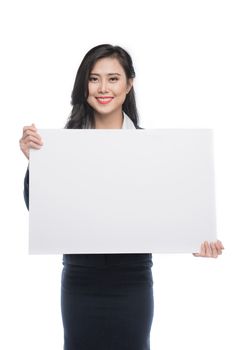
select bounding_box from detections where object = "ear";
[126,78,133,94]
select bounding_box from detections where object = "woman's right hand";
[19,123,43,160]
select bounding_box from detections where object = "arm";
[19,123,43,210]
[24,166,29,210]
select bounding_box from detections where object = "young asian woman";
[19,44,224,350]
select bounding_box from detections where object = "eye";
[89,76,98,82]
[110,77,118,82]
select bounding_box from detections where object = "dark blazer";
[23,124,152,267]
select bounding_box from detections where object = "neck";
[94,111,124,129]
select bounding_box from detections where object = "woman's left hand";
[193,240,224,258]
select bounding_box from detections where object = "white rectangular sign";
[29,129,217,254]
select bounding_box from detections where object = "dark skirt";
[61,254,154,350]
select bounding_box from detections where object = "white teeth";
[97,98,112,100]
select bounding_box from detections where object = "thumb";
[193,253,200,257]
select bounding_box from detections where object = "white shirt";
[121,112,136,129]
[87,112,136,130]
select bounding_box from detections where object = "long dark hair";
[64,44,139,129]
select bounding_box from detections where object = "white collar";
[121,112,136,129]
[87,112,136,129]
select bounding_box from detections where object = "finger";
[210,242,218,258]
[200,243,206,256]
[204,241,212,257]
[19,137,43,150]
[24,133,43,144]
[22,130,43,143]
[23,125,37,132]
[217,240,224,250]
[24,134,43,146]
[215,241,223,255]
[27,141,42,149]
[193,242,203,257]
[22,128,39,140]
[193,250,200,257]
[193,242,207,257]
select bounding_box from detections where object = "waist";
[63,253,153,268]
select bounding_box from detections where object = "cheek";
[114,83,128,97]
[87,88,95,105]
[88,84,96,97]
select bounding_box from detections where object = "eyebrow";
[89,73,121,76]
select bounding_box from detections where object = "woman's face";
[87,57,133,117]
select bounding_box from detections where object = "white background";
[0,0,233,349]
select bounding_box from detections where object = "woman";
[19,44,224,350]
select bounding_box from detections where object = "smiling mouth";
[96,97,114,104]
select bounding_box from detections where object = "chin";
[94,106,119,115]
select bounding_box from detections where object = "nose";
[98,79,109,93]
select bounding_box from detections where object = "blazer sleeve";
[24,166,29,211]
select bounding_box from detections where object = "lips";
[96,97,114,105]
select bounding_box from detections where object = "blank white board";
[29,129,217,254]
